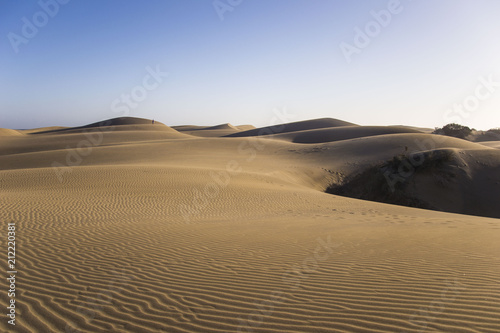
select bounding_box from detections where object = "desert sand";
[1,116,500,332]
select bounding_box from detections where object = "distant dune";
[174,123,237,131]
[83,116,164,128]
[470,129,500,142]
[226,117,358,137]
[173,123,247,137]
[19,126,69,134]
[33,116,173,134]
[235,124,256,131]
[0,117,189,157]
[480,141,500,149]
[0,128,22,136]
[395,125,435,133]
[204,123,237,130]
[268,125,422,143]
[1,116,500,333]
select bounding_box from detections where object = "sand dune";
[235,124,256,131]
[268,125,422,143]
[226,117,358,137]
[328,147,500,218]
[35,117,173,135]
[172,123,251,138]
[171,125,205,131]
[174,123,237,131]
[80,116,165,128]
[204,123,238,130]
[394,125,435,133]
[0,126,70,136]
[0,128,22,136]
[1,117,500,332]
[0,121,189,158]
[470,130,500,142]
[480,141,500,149]
[19,126,69,134]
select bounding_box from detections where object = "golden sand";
[1,117,499,332]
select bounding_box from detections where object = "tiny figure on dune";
[152,119,155,125]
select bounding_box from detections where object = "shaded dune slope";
[327,147,500,218]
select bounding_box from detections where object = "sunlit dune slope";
[0,128,22,136]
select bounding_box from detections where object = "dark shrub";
[433,123,472,139]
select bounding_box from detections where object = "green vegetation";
[433,123,473,139]
[326,150,455,209]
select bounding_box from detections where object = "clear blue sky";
[1,0,500,130]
